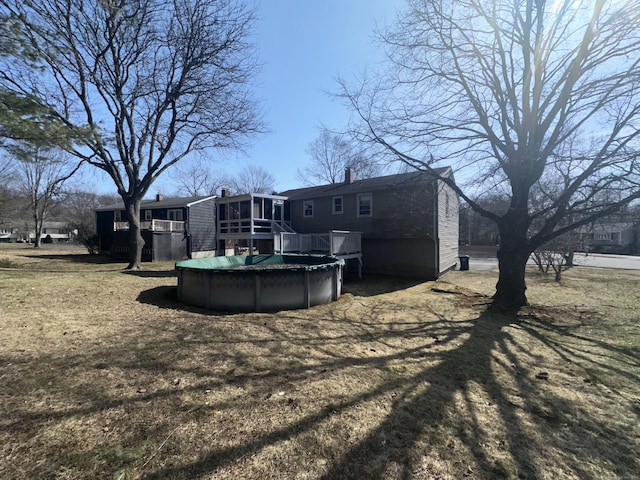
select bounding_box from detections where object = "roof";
[42,221,69,228]
[279,168,452,200]
[95,195,216,212]
[216,192,289,203]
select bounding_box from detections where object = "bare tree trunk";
[125,200,144,270]
[493,216,531,310]
[494,245,530,310]
[33,212,42,248]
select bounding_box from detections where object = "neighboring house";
[577,217,637,254]
[0,226,18,243]
[95,194,216,261]
[279,168,459,279]
[28,221,73,243]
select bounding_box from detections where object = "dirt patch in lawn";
[1,244,639,479]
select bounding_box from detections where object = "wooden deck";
[114,219,185,232]
[274,230,362,277]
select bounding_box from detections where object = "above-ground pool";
[175,254,344,312]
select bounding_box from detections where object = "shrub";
[84,234,100,255]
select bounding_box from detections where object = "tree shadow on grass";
[3,287,638,479]
[23,253,118,265]
[123,269,177,279]
[127,304,638,480]
[342,274,425,296]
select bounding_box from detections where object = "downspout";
[185,206,192,258]
[250,194,254,255]
[434,181,440,278]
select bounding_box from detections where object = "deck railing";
[275,230,361,256]
[329,230,361,255]
[114,219,185,232]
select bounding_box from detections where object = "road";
[570,252,640,270]
[458,252,640,271]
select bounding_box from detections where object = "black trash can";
[459,255,469,271]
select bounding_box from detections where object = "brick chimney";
[344,167,355,184]
[221,188,230,197]
[155,193,164,202]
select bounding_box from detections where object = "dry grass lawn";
[0,244,639,479]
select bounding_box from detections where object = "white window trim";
[303,200,314,218]
[332,196,343,215]
[357,193,372,217]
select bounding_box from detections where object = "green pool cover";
[176,254,344,270]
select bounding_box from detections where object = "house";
[214,189,365,275]
[577,216,637,254]
[28,221,74,243]
[279,168,459,279]
[215,190,290,255]
[94,169,460,278]
[0,226,18,243]
[95,194,216,261]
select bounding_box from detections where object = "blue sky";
[143,0,402,196]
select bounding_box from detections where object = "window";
[264,198,273,219]
[445,193,450,217]
[303,200,314,218]
[240,200,251,219]
[357,193,372,217]
[229,202,240,220]
[114,211,122,222]
[253,198,263,218]
[144,210,152,221]
[168,209,183,221]
[332,196,343,215]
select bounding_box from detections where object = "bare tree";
[0,0,262,268]
[0,153,12,185]
[61,190,119,245]
[0,163,22,234]
[531,232,579,282]
[228,164,275,194]
[15,147,82,247]
[343,0,640,309]
[171,157,229,197]
[298,127,381,185]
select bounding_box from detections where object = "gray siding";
[187,198,216,254]
[289,183,437,239]
[153,232,187,261]
[362,237,437,278]
[436,180,459,275]
[289,194,372,233]
[281,170,457,279]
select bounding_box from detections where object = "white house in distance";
[28,221,74,243]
